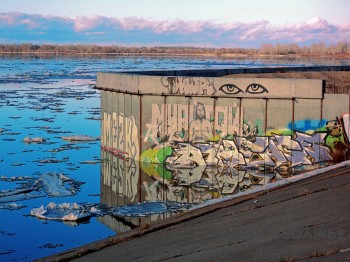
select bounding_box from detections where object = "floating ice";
[30,202,104,222]
[0,190,45,204]
[11,162,26,166]
[36,158,69,164]
[30,201,193,222]
[61,135,99,142]
[79,160,100,165]
[0,202,26,210]
[0,173,83,203]
[35,173,82,197]
[23,137,46,144]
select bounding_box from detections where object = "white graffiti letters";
[162,77,216,95]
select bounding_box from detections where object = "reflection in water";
[99,144,326,233]
[99,151,176,232]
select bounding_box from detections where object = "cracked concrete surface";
[40,166,350,262]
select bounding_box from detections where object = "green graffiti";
[255,119,263,135]
[265,128,293,136]
[141,163,173,181]
[325,131,345,150]
[156,146,173,163]
[141,146,173,164]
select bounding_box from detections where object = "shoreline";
[1,51,350,59]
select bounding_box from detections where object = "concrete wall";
[97,72,324,98]
[98,71,350,206]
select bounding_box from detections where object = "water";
[0,54,349,261]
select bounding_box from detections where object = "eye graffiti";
[219,83,269,95]
[219,84,244,95]
[246,83,269,94]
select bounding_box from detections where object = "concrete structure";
[96,69,350,227]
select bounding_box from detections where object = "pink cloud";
[73,15,107,32]
[0,12,349,47]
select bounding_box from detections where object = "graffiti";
[246,84,268,94]
[101,112,349,207]
[101,112,140,203]
[161,77,216,95]
[219,83,269,95]
[219,84,243,95]
[189,102,213,143]
[145,103,244,145]
[138,120,341,202]
[160,78,271,96]
[101,153,139,203]
[102,112,139,160]
[101,145,129,160]
[143,117,340,170]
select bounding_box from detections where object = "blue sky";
[1,0,350,47]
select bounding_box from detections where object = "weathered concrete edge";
[36,160,350,262]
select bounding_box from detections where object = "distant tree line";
[0,42,350,57]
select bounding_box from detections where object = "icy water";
[0,54,349,261]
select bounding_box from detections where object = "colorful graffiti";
[137,115,348,202]
[141,102,350,174]
[100,94,350,204]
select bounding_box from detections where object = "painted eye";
[219,84,244,95]
[246,84,268,94]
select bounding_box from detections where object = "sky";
[1,0,350,48]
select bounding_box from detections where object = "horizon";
[1,1,350,48]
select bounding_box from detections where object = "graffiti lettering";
[144,103,243,144]
[102,112,139,160]
[161,77,216,95]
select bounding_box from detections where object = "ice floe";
[23,137,47,144]
[0,173,83,203]
[0,202,26,210]
[30,201,193,222]
[35,173,81,197]
[61,135,99,142]
[30,202,100,222]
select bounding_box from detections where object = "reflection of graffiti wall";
[98,72,350,204]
